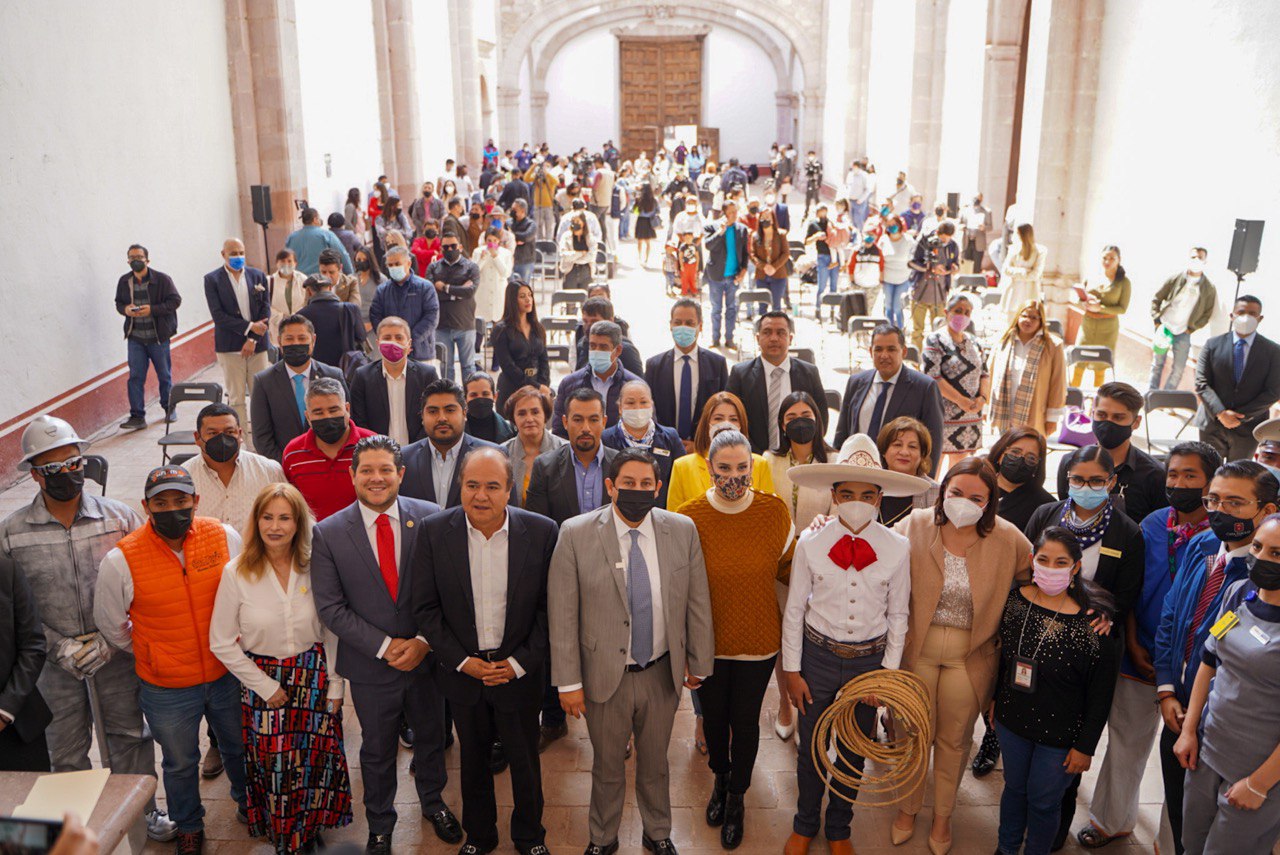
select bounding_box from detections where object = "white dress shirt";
[226,266,253,334]
[672,347,699,414]
[183,450,286,532]
[461,512,526,678]
[209,562,344,701]
[359,501,429,659]
[382,366,410,446]
[782,517,911,672]
[763,356,792,449]
[856,368,902,436]
[431,441,463,507]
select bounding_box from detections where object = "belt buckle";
[831,640,860,660]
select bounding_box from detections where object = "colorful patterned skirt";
[242,642,352,853]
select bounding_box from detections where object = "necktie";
[868,380,893,438]
[375,513,398,601]
[768,366,784,449]
[1185,554,1227,662]
[677,355,693,439]
[1234,338,1246,384]
[291,374,306,424]
[627,529,654,666]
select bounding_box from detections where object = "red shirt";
[282,422,377,521]
[411,236,442,276]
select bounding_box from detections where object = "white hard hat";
[18,415,88,471]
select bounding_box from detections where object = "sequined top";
[932,549,974,629]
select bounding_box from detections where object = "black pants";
[541,669,565,729]
[1159,725,1186,855]
[804,185,821,219]
[0,726,50,771]
[454,691,545,850]
[698,656,777,794]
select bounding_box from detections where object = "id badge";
[1011,656,1037,693]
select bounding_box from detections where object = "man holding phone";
[115,244,181,431]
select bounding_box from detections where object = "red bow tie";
[829,534,877,571]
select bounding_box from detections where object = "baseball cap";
[144,466,196,499]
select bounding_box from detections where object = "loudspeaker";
[1228,218,1264,276]
[946,192,960,218]
[250,185,273,226]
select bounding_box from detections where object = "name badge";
[1250,625,1271,645]
[652,447,670,457]
[1209,610,1239,639]
[1099,546,1122,559]
[1011,656,1037,693]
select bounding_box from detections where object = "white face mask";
[1233,314,1260,336]
[836,499,878,531]
[1187,257,1205,276]
[621,408,652,430]
[278,265,294,277]
[943,496,985,528]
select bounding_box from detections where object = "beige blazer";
[989,332,1066,437]
[894,509,1032,705]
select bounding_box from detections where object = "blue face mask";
[672,326,697,348]
[588,350,614,375]
[227,255,246,272]
[1069,485,1110,510]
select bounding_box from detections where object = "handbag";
[1056,407,1095,447]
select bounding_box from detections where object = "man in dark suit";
[297,274,364,366]
[726,311,827,454]
[414,447,557,855]
[203,237,271,425]
[351,316,440,446]
[833,323,946,472]
[703,200,751,347]
[573,297,643,376]
[249,314,347,461]
[401,379,502,508]
[644,298,729,445]
[1194,295,1280,461]
[552,321,640,438]
[0,555,51,771]
[311,436,460,855]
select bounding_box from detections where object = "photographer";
[523,157,560,240]
[907,220,960,351]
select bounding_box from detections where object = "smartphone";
[0,816,64,854]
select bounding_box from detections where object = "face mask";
[1069,484,1110,510]
[1032,561,1074,597]
[151,507,194,541]
[423,190,432,197]
[425,229,439,239]
[42,469,85,503]
[278,265,295,277]
[880,207,890,217]
[355,259,371,272]
[784,417,817,445]
[281,343,311,367]
[310,415,348,445]
[615,488,658,523]
[443,247,461,262]
[388,265,408,281]
[712,472,752,502]
[1091,419,1132,450]
[203,433,239,464]
[888,225,900,235]
[468,398,495,419]
[1248,555,1280,590]
[588,350,613,375]
[911,203,922,212]
[672,326,697,348]
[379,341,406,363]
[943,496,985,528]
[227,256,246,272]
[1233,314,1260,336]
[1187,257,1205,276]
[1166,486,1204,513]
[129,259,146,273]
[1209,510,1258,543]
[817,217,828,227]
[999,454,1037,485]
[947,314,969,332]
[621,408,652,430]
[836,500,877,531]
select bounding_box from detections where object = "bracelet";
[1245,777,1269,800]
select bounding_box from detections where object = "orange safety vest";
[118,517,230,689]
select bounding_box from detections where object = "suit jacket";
[350,358,439,445]
[250,359,347,461]
[548,505,715,703]
[644,347,729,439]
[601,423,686,508]
[310,496,440,686]
[401,434,504,508]
[1024,500,1144,621]
[703,221,751,281]
[834,366,946,471]
[297,292,365,367]
[1193,332,1280,434]
[0,556,51,743]
[574,335,644,376]
[551,365,642,438]
[726,356,827,454]
[413,507,558,709]
[525,444,619,526]
[203,266,270,353]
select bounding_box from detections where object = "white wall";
[543,29,618,154]
[703,29,775,164]
[0,0,240,423]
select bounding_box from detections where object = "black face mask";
[614,489,658,523]
[784,417,817,445]
[1209,510,1258,543]
[1248,555,1280,591]
[43,469,85,503]
[151,507,194,541]
[1091,419,1132,450]
[998,454,1037,486]
[468,398,495,420]
[443,247,461,262]
[129,259,147,273]
[281,344,312,368]
[1166,486,1205,514]
[204,433,239,464]
[310,416,348,445]
[355,259,371,272]
[425,229,438,239]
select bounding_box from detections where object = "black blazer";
[833,366,946,472]
[203,265,270,353]
[401,434,505,508]
[114,269,181,342]
[1193,332,1280,434]
[726,356,827,454]
[0,556,51,744]
[413,507,557,709]
[1024,499,1145,621]
[249,359,347,461]
[644,346,729,439]
[524,443,619,525]
[350,359,439,445]
[298,292,364,367]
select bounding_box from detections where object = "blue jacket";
[1124,509,1207,680]
[1153,530,1246,705]
[284,225,353,275]
[602,422,687,508]
[369,275,440,360]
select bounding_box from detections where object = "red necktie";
[376,513,398,601]
[828,534,878,571]
[1185,554,1227,661]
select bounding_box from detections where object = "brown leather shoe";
[783,833,813,855]
[200,744,223,779]
[828,841,856,855]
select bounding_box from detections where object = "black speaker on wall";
[251,185,273,226]
[946,192,960,218]
[1228,218,1264,276]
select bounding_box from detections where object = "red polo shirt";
[282,422,376,521]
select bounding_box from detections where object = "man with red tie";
[779,434,930,855]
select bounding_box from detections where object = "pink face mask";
[1032,560,1073,596]
[379,341,406,363]
[947,313,969,333]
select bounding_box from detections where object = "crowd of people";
[4,137,1280,855]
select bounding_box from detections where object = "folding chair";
[594,249,610,281]
[846,316,889,370]
[475,318,491,371]
[550,289,589,317]
[169,452,197,468]
[819,292,844,326]
[546,343,571,365]
[954,274,987,293]
[535,240,558,282]
[533,248,556,294]
[158,382,224,463]
[1066,345,1114,386]
[83,454,109,496]
[904,346,921,366]
[980,290,1003,309]
[737,288,773,323]
[824,389,841,414]
[790,347,816,365]
[1066,386,1085,410]
[1047,319,1065,337]
[1143,390,1200,455]
[543,315,578,345]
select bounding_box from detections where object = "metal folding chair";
[1143,389,1200,455]
[83,454,109,495]
[158,382,224,463]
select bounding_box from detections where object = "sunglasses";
[32,455,85,477]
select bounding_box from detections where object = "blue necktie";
[1234,338,1246,384]
[677,355,693,439]
[868,380,892,438]
[292,374,306,423]
[627,530,654,667]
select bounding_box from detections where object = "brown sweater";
[679,491,794,657]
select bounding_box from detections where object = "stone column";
[224,0,309,268]
[371,0,424,196]
[908,0,951,206]
[800,88,824,161]
[447,0,484,169]
[842,0,875,168]
[976,0,1029,227]
[775,91,798,146]
[497,85,521,147]
[530,90,550,145]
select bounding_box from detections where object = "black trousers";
[0,725,51,771]
[698,656,777,794]
[1159,725,1186,855]
[454,690,545,850]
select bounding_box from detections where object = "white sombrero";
[787,434,932,497]
[1254,417,1280,443]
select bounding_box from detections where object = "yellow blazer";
[665,453,776,511]
[894,508,1032,705]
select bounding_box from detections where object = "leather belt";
[626,652,669,673]
[803,625,887,660]
[471,649,503,662]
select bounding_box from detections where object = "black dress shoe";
[400,724,415,749]
[583,843,619,855]
[427,808,464,844]
[642,836,679,855]
[490,738,509,774]
[521,846,551,855]
[366,833,392,855]
[705,772,729,826]
[538,722,568,753]
[720,793,744,850]
[971,724,1000,778]
[459,842,497,855]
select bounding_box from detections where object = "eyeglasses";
[1202,496,1261,515]
[1005,449,1040,466]
[32,456,85,477]
[1067,476,1110,490]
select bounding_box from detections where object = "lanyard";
[1015,588,1066,663]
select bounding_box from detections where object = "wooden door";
[619,36,704,161]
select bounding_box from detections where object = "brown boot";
[828,841,856,855]
[783,833,813,855]
[200,744,223,779]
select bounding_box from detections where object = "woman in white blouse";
[209,483,352,854]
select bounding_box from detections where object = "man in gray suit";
[310,435,460,855]
[549,447,715,855]
[249,314,346,460]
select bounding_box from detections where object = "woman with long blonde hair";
[987,299,1066,438]
[999,223,1048,320]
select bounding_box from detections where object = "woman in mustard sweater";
[666,391,775,510]
[678,427,794,850]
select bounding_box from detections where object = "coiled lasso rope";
[810,668,934,806]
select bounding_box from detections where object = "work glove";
[71,632,113,678]
[54,637,88,680]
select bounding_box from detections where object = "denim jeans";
[757,276,787,315]
[707,277,739,344]
[513,261,534,284]
[127,338,172,419]
[882,279,910,330]
[815,254,838,306]
[139,672,247,833]
[1149,331,1191,390]
[437,326,477,384]
[995,720,1074,855]
[850,199,870,233]
[619,209,632,239]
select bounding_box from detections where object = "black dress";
[635,205,657,240]
[492,321,550,410]
[997,481,1057,531]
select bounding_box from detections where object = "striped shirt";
[281,423,376,521]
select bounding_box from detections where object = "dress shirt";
[209,562,344,700]
[763,356,792,448]
[856,368,901,435]
[183,450,286,532]
[227,267,252,334]
[590,365,617,400]
[359,500,431,659]
[461,512,525,678]
[430,441,463,507]
[382,365,410,446]
[781,517,910,672]
[672,347,700,413]
[1233,330,1258,369]
[287,363,310,394]
[1156,541,1251,695]
[573,445,606,514]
